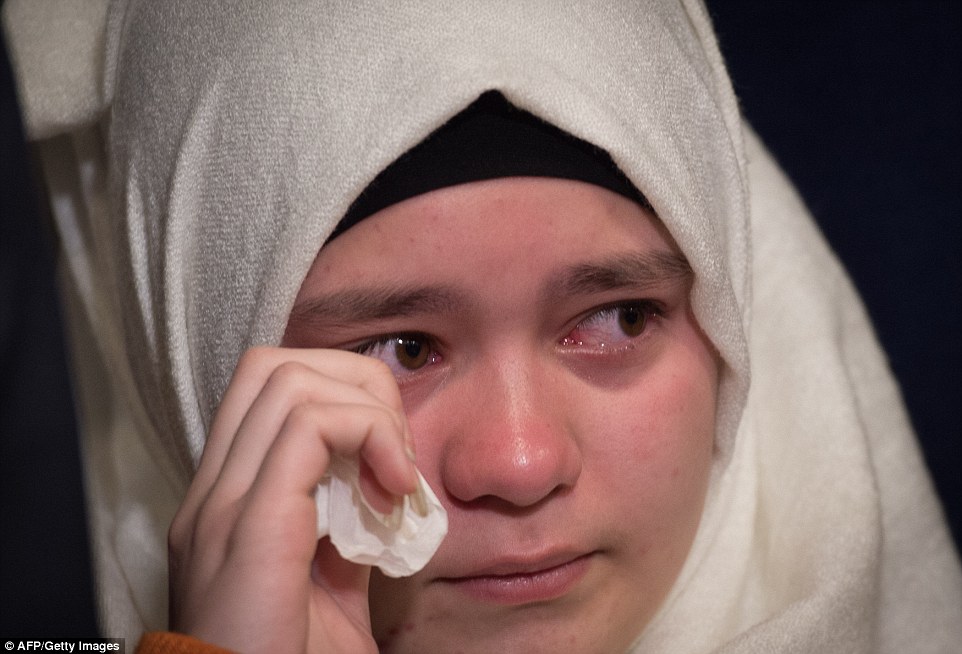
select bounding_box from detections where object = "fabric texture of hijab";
[3,0,960,651]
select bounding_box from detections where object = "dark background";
[2,2,959,635]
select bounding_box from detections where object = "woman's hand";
[168,347,417,654]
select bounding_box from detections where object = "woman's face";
[285,177,718,653]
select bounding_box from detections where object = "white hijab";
[4,0,960,651]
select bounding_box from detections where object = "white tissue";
[315,456,448,577]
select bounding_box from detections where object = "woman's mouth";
[437,552,595,605]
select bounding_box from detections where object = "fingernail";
[409,482,429,518]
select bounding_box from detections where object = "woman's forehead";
[296,177,685,308]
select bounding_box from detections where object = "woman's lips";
[437,552,594,605]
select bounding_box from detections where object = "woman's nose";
[437,356,582,508]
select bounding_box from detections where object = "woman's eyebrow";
[289,251,691,328]
[288,285,468,328]
[548,250,693,298]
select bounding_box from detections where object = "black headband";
[330,90,649,240]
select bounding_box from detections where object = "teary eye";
[561,301,660,351]
[353,333,440,377]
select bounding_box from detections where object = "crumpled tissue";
[315,456,448,577]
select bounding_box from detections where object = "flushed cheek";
[585,371,715,487]
[582,358,717,543]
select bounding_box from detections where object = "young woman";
[4,1,959,652]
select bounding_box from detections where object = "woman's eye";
[353,334,439,377]
[562,302,658,350]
